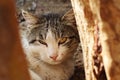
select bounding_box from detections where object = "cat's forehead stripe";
[44,14,61,27]
[42,13,61,39]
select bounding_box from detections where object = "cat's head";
[22,9,79,65]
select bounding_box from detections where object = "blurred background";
[16,0,72,22]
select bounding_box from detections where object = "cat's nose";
[49,55,58,61]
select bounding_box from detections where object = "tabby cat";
[20,9,80,80]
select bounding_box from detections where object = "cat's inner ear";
[21,9,39,24]
[61,9,76,26]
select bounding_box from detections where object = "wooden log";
[0,0,30,80]
[71,0,101,79]
[71,0,120,80]
[100,0,120,80]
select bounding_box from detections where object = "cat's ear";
[21,9,39,24]
[62,9,76,26]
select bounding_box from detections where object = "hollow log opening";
[1,0,120,80]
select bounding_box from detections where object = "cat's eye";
[29,40,36,44]
[29,39,47,46]
[58,37,68,45]
[38,40,47,46]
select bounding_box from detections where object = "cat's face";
[22,10,79,65]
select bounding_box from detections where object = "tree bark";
[0,0,30,80]
[71,0,120,80]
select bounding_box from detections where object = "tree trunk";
[71,0,120,80]
[0,0,30,80]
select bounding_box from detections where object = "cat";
[20,9,80,80]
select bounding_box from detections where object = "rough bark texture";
[0,0,30,80]
[71,0,120,80]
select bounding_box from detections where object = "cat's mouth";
[43,59,62,65]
